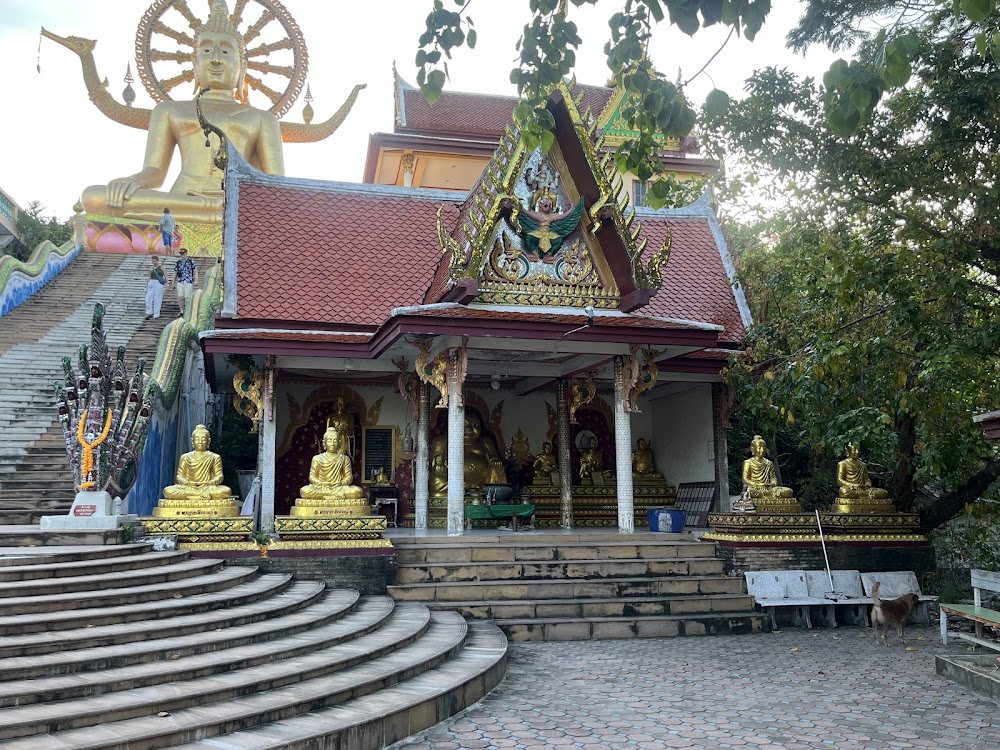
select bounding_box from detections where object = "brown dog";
[871,580,920,644]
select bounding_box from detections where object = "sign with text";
[362,426,396,484]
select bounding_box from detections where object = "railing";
[0,240,80,318]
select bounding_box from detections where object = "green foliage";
[9,201,72,261]
[931,500,1000,573]
[251,529,272,546]
[215,403,257,498]
[705,8,1000,527]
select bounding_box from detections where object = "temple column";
[556,378,573,528]
[415,383,430,529]
[613,355,634,533]
[446,349,465,535]
[260,363,276,534]
[712,383,730,511]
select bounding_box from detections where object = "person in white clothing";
[145,255,166,320]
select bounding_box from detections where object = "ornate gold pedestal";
[274,514,391,549]
[289,498,373,517]
[141,514,254,542]
[704,511,926,543]
[83,214,222,255]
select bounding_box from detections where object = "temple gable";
[431,83,671,312]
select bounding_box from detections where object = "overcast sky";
[0,1,836,220]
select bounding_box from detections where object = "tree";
[416,1,1000,206]
[9,201,73,261]
[704,6,1000,529]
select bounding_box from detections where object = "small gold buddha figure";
[155,424,237,517]
[741,435,802,513]
[832,442,895,514]
[532,441,558,485]
[579,436,613,485]
[81,1,284,223]
[429,411,506,495]
[292,428,369,517]
[631,438,665,485]
[325,397,354,456]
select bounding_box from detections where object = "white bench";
[860,571,936,627]
[804,570,871,627]
[745,570,832,629]
[940,569,1000,651]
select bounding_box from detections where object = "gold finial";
[122,63,136,107]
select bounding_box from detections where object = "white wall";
[650,384,715,486]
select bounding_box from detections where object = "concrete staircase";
[0,539,506,749]
[389,531,768,641]
[0,253,187,521]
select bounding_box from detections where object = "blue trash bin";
[647,507,686,532]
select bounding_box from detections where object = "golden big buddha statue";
[292,427,369,517]
[80,1,282,224]
[741,435,802,513]
[156,424,237,517]
[832,442,895,514]
[429,411,506,495]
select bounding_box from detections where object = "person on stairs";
[158,207,176,254]
[171,247,198,318]
[145,255,166,320]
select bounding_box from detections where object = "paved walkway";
[392,629,1000,749]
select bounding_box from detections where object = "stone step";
[395,538,719,564]
[0,584,345,681]
[424,593,758,620]
[0,595,410,709]
[0,550,190,581]
[395,556,725,584]
[0,526,122,547]
[389,574,743,603]
[0,572,294,647]
[497,611,768,642]
[0,610,469,749]
[0,563,257,621]
[390,530,675,545]
[0,556,220,600]
[167,621,507,750]
[0,543,154,567]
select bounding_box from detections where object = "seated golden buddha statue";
[81,1,284,224]
[429,411,506,495]
[832,442,894,514]
[579,435,613,485]
[532,441,558,485]
[156,424,237,517]
[741,434,801,513]
[631,438,665,485]
[292,428,369,516]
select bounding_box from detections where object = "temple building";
[195,75,749,537]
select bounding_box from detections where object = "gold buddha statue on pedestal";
[531,441,558,486]
[631,438,666,486]
[429,411,506,495]
[155,424,237,518]
[291,428,370,517]
[741,435,801,513]
[81,1,284,224]
[578,435,613,486]
[832,442,895,514]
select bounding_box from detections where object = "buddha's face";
[334,398,345,412]
[194,31,243,92]
[846,442,860,459]
[193,430,210,451]
[637,438,647,450]
[464,415,482,440]
[750,437,766,458]
[324,430,343,453]
[542,442,552,454]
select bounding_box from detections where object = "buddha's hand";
[106,176,141,208]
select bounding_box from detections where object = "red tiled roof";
[638,216,747,343]
[400,84,615,137]
[204,330,372,342]
[401,306,707,331]
[235,184,459,326]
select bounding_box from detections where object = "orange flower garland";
[76,409,113,490]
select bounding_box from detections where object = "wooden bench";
[940,569,1000,651]
[745,570,832,629]
[860,571,937,627]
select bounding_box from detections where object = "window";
[633,180,648,207]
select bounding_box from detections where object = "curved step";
[0,580,336,679]
[0,556,219,599]
[0,543,154,567]
[425,592,758,619]
[170,621,508,750]
[0,595,401,708]
[395,556,725,583]
[0,550,190,581]
[0,565,262,631]
[0,606,461,747]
